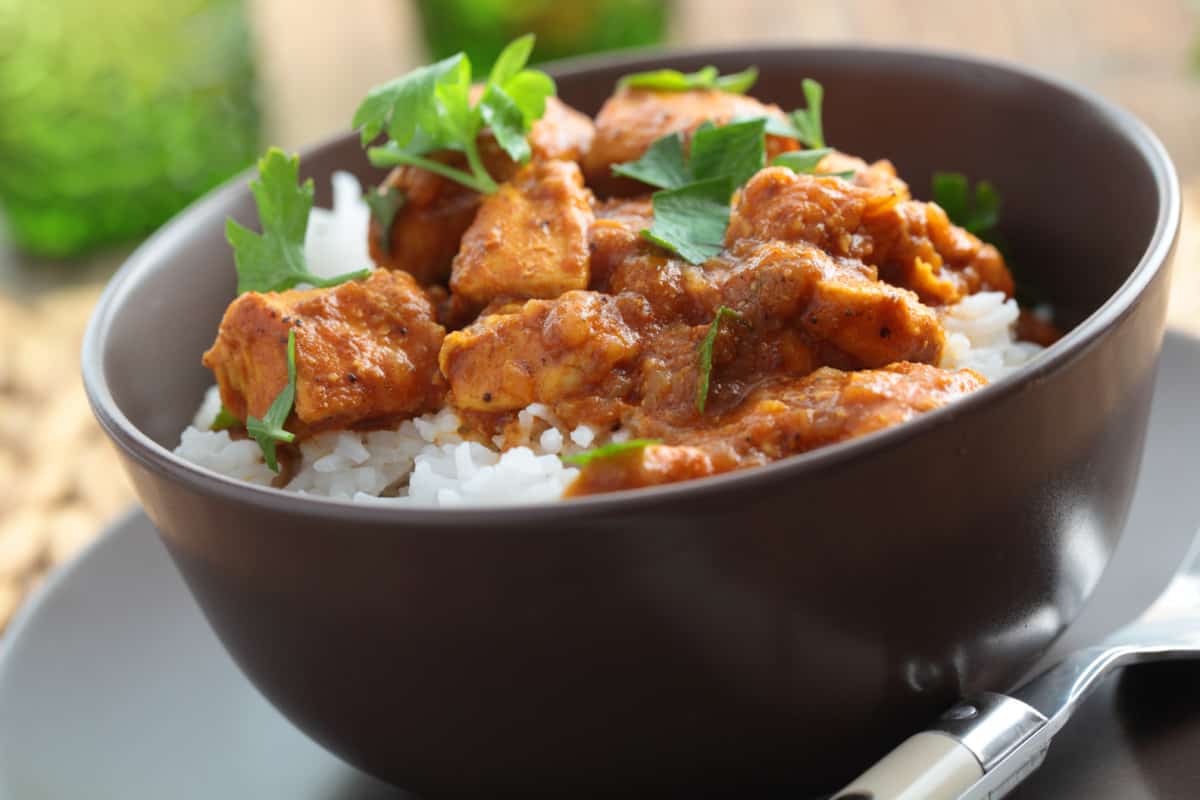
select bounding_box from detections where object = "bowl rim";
[81,42,1182,525]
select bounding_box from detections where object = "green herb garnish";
[756,79,828,149]
[696,306,745,413]
[932,172,1001,240]
[787,78,826,149]
[688,119,772,190]
[226,149,370,295]
[934,171,1022,293]
[618,65,758,94]
[364,185,406,254]
[642,177,735,265]
[355,34,555,194]
[210,404,240,432]
[611,132,690,190]
[771,148,854,180]
[562,439,662,466]
[246,329,298,473]
[614,119,767,191]
[613,118,767,264]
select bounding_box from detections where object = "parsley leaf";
[618,65,758,94]
[478,83,534,163]
[642,177,735,264]
[226,149,371,295]
[932,172,1001,240]
[757,114,804,139]
[364,185,406,255]
[611,132,690,189]
[735,79,831,151]
[562,439,662,466]
[771,148,855,180]
[487,31,536,85]
[689,118,767,189]
[246,329,298,473]
[356,34,555,194]
[789,78,826,149]
[612,118,767,194]
[771,147,831,173]
[696,306,745,413]
[210,404,240,432]
[615,119,767,264]
[714,67,760,94]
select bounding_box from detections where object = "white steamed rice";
[180,395,586,505]
[175,173,1046,505]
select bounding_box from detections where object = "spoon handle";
[831,731,982,800]
[832,693,1048,800]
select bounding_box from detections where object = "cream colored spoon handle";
[831,732,983,800]
[831,693,1050,800]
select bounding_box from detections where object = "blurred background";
[0,0,1197,630]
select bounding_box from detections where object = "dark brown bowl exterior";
[83,47,1179,796]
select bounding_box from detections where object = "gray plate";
[2,333,1198,800]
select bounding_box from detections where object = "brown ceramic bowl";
[82,46,1179,797]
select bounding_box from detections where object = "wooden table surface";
[0,0,1197,631]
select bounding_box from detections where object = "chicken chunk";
[818,151,910,198]
[608,252,720,325]
[727,167,1014,304]
[450,160,594,309]
[565,442,715,497]
[588,195,656,289]
[368,96,596,284]
[367,158,483,286]
[439,291,647,412]
[583,88,798,195]
[570,363,986,495]
[527,95,596,164]
[589,196,723,325]
[622,241,945,425]
[717,241,946,368]
[203,270,445,432]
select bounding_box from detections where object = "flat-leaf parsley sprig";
[618,65,759,94]
[612,78,846,264]
[931,172,1031,299]
[771,147,854,180]
[784,78,827,149]
[354,34,556,195]
[695,306,746,413]
[932,172,1001,242]
[613,118,768,264]
[226,149,371,295]
[562,439,662,467]
[246,329,298,473]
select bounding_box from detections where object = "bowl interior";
[97,46,1167,454]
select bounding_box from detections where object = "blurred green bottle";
[415,0,671,71]
[0,0,259,259]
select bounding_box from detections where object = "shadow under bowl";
[82,45,1179,797]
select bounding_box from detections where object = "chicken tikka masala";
[199,37,1053,499]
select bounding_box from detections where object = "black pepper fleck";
[347,373,358,383]
[482,392,492,402]
[880,326,891,339]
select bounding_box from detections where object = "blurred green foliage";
[414,0,670,73]
[0,0,259,259]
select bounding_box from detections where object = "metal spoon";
[834,532,1200,800]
